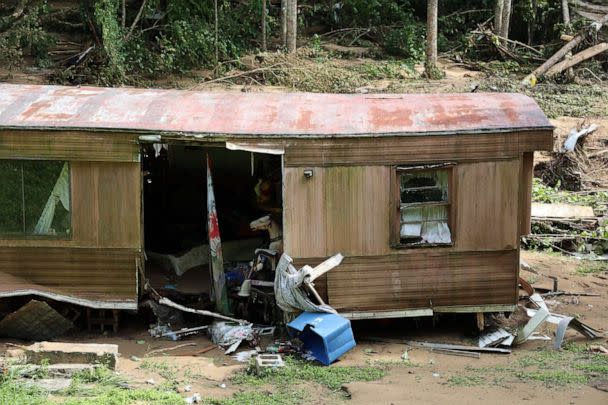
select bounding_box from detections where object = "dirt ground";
[2,251,606,405]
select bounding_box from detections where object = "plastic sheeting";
[34,162,70,235]
[274,254,337,315]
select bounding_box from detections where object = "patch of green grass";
[233,357,385,391]
[576,262,608,275]
[0,378,47,405]
[206,388,306,405]
[515,370,588,385]
[447,375,484,386]
[60,387,183,405]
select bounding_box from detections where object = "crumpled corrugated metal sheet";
[0,84,552,137]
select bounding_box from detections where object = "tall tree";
[494,0,504,35]
[285,0,297,52]
[425,0,439,78]
[500,0,512,39]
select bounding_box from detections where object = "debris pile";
[528,123,608,258]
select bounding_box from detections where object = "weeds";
[576,262,607,275]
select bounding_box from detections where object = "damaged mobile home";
[0,84,554,320]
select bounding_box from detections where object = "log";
[546,42,608,76]
[521,13,608,86]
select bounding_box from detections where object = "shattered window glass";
[399,169,451,245]
[0,160,71,238]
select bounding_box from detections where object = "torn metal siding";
[0,84,553,137]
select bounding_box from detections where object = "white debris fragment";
[185,393,201,404]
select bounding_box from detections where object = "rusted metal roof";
[0,83,552,137]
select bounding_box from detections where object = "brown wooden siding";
[284,160,522,257]
[452,159,520,251]
[0,247,138,303]
[281,131,552,167]
[0,130,139,162]
[296,250,517,311]
[0,161,141,249]
[519,152,534,236]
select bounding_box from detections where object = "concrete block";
[11,342,119,370]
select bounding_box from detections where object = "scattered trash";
[478,328,514,348]
[185,393,202,404]
[275,253,342,314]
[589,345,608,355]
[184,385,192,392]
[146,378,155,385]
[431,348,481,359]
[287,312,356,365]
[401,351,409,361]
[149,324,209,341]
[562,124,599,152]
[130,356,141,362]
[209,321,255,354]
[523,293,603,348]
[0,300,74,341]
[432,373,440,378]
[255,354,285,374]
[136,340,146,345]
[219,383,227,389]
[232,350,258,363]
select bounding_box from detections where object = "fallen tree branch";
[145,342,196,356]
[190,62,289,88]
[158,297,248,324]
[125,0,147,41]
[546,42,608,76]
[521,13,608,85]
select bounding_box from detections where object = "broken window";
[396,166,452,246]
[0,160,71,238]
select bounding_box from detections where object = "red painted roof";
[0,84,552,137]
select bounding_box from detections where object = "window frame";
[390,163,455,249]
[0,159,73,240]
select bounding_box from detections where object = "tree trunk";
[522,13,608,85]
[285,0,297,53]
[425,0,438,77]
[500,0,511,39]
[494,0,504,34]
[261,0,267,51]
[546,42,608,76]
[281,0,287,48]
[562,0,571,26]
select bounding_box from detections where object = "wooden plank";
[318,250,517,311]
[283,131,553,167]
[0,130,140,162]
[453,160,520,251]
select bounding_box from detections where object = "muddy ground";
[1,250,606,405]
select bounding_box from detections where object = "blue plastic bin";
[287,312,356,365]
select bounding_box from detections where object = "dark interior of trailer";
[141,143,282,297]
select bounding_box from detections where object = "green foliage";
[0,1,56,70]
[94,0,126,84]
[233,357,385,391]
[0,160,70,237]
[576,262,608,275]
[382,24,425,59]
[532,178,608,209]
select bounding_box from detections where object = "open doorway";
[141,143,283,299]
